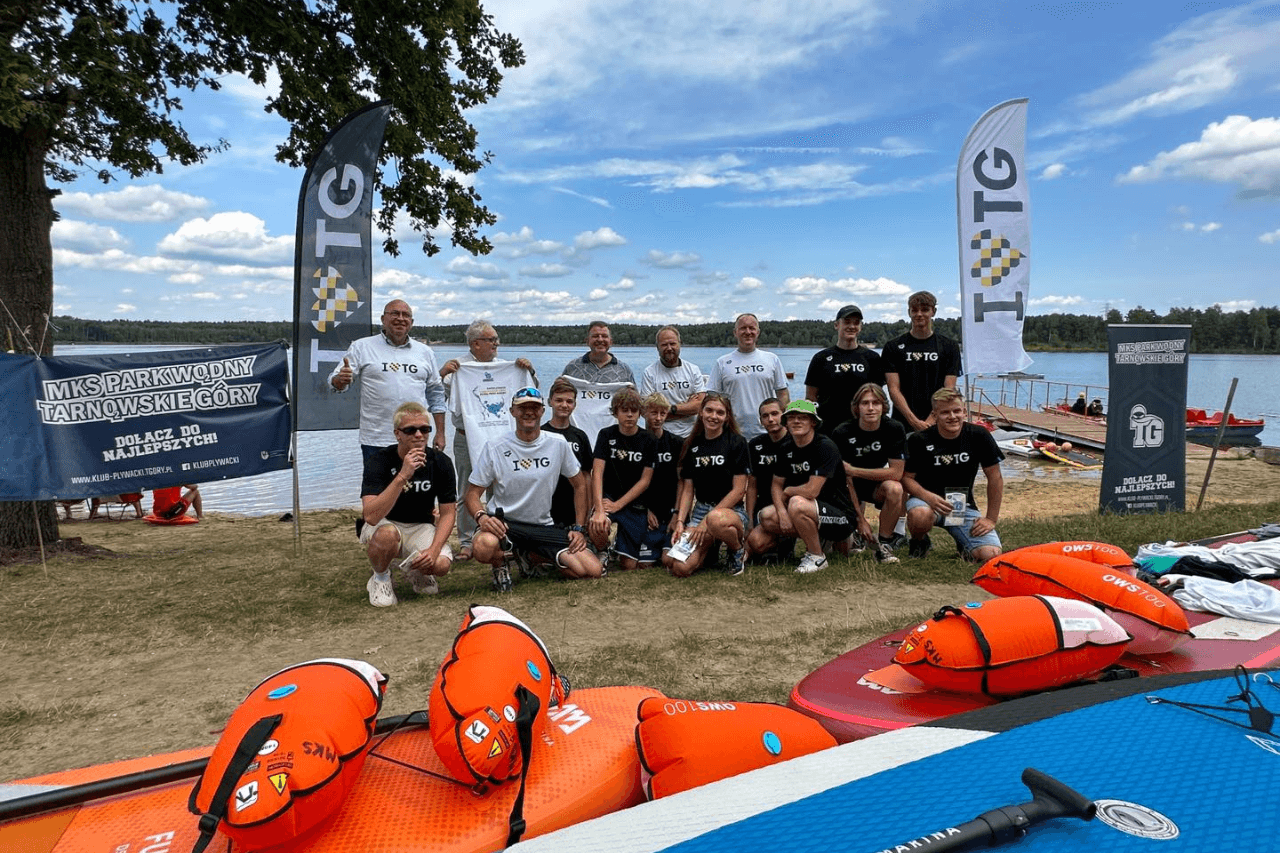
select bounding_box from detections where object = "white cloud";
[1040,163,1068,180]
[1216,299,1257,311]
[491,226,537,244]
[58,185,210,223]
[588,288,609,300]
[778,275,911,299]
[519,263,573,278]
[574,227,627,250]
[1201,222,1222,232]
[644,249,701,269]
[736,276,764,292]
[1030,295,1085,310]
[552,187,612,208]
[157,212,293,263]
[446,256,508,279]
[51,220,128,251]
[1260,229,1280,244]
[1071,5,1280,128]
[1119,115,1280,195]
[610,276,637,291]
[113,304,137,314]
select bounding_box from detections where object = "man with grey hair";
[329,299,447,463]
[640,324,706,439]
[562,320,635,384]
[708,313,789,439]
[439,318,535,559]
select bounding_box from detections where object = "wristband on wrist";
[669,404,678,418]
[474,509,488,522]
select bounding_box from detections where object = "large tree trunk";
[0,121,60,549]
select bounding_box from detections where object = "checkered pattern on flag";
[310,267,364,332]
[956,98,1032,375]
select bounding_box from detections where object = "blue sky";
[50,1,1280,328]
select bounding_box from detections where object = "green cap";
[782,399,822,426]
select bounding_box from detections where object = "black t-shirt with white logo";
[775,434,854,512]
[803,345,885,433]
[593,425,658,501]
[680,430,751,506]
[881,332,962,425]
[542,422,592,525]
[904,423,1004,508]
[830,417,906,473]
[643,430,683,523]
[361,445,457,523]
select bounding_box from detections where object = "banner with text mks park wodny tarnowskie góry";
[1099,325,1192,514]
[0,343,291,501]
[292,101,391,431]
[957,98,1033,376]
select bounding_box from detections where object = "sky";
[48,1,1280,328]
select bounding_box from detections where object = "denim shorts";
[905,496,1001,557]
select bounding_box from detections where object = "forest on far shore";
[44,304,1280,354]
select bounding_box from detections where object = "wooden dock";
[971,402,1108,451]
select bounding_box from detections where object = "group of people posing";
[331,291,1005,607]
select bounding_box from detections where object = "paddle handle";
[872,768,1094,853]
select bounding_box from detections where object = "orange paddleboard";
[1,686,659,853]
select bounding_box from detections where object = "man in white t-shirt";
[708,313,790,439]
[464,387,603,588]
[328,299,447,463]
[640,325,706,439]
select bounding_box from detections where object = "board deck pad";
[510,670,1280,852]
[789,531,1280,741]
[1,686,659,853]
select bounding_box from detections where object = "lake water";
[53,343,1279,517]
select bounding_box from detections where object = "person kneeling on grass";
[831,382,905,564]
[747,400,872,574]
[639,392,683,568]
[359,401,456,607]
[465,387,601,590]
[667,392,752,577]
[589,388,658,571]
[901,388,1004,563]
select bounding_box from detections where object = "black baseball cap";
[836,304,863,320]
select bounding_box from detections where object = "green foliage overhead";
[4,0,523,256]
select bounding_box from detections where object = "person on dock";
[640,325,707,440]
[901,389,1004,563]
[329,299,447,463]
[465,386,601,589]
[831,383,905,563]
[882,291,961,434]
[708,313,790,439]
[804,304,884,435]
[1071,392,1087,415]
[359,402,456,607]
[1088,398,1105,418]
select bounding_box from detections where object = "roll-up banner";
[1099,325,1192,514]
[0,343,291,501]
[957,98,1033,376]
[292,101,393,431]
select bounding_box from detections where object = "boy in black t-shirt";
[746,397,795,563]
[590,388,657,570]
[640,392,683,566]
[359,401,457,606]
[902,388,1004,562]
[747,400,872,574]
[830,383,905,563]
[542,377,594,526]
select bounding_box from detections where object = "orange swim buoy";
[635,698,836,799]
[973,545,1192,655]
[187,659,386,853]
[1014,540,1135,572]
[892,596,1131,697]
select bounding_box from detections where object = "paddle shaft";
[872,768,1095,853]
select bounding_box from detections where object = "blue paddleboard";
[510,670,1280,851]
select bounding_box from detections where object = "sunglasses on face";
[397,425,431,435]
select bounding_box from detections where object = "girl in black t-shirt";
[668,393,752,577]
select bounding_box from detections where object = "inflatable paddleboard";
[0,686,659,853]
[509,670,1280,852]
[789,532,1280,741]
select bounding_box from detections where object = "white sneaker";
[367,574,397,607]
[406,567,438,595]
[795,552,828,574]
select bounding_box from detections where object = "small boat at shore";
[1185,408,1265,443]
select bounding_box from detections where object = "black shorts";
[852,478,882,507]
[815,499,855,541]
[505,519,574,567]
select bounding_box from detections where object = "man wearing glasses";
[359,402,457,607]
[464,387,602,590]
[329,299,448,463]
[438,319,535,559]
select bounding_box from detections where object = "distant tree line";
[46,305,1280,353]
